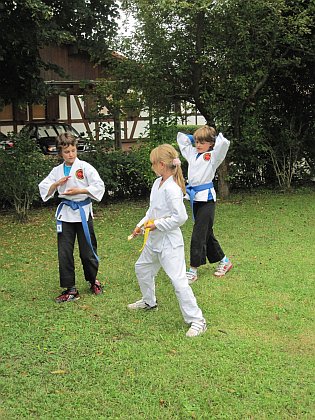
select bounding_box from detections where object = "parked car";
[20,122,90,155]
[0,132,14,151]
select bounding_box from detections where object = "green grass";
[0,190,314,419]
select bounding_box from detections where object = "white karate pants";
[135,238,204,324]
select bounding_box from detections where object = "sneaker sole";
[127,305,158,311]
[55,296,80,303]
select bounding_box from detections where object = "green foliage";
[0,132,53,222]
[119,0,314,190]
[0,0,119,105]
[91,58,145,117]
[83,120,199,199]
[0,119,312,217]
[84,146,153,201]
[149,122,197,144]
[0,0,52,104]
[89,122,116,151]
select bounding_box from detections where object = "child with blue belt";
[39,133,105,302]
[177,125,232,284]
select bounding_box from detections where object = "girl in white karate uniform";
[39,133,105,302]
[128,144,206,337]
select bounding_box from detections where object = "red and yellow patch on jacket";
[75,169,84,180]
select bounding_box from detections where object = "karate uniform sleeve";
[210,133,230,169]
[177,132,195,161]
[155,189,188,231]
[38,167,58,202]
[85,163,105,202]
[137,215,149,228]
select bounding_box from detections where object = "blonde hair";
[150,144,186,194]
[194,125,216,144]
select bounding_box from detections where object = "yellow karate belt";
[139,219,154,252]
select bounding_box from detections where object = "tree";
[0,0,120,107]
[232,0,315,188]
[90,56,145,149]
[119,0,314,191]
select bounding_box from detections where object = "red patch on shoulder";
[75,169,84,180]
[203,152,211,161]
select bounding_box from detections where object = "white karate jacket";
[38,158,105,222]
[137,176,188,252]
[177,132,230,202]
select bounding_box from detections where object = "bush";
[84,145,154,201]
[227,132,273,190]
[0,132,53,221]
[83,121,199,200]
[4,120,286,214]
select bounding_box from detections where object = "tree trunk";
[217,160,230,200]
[113,111,122,149]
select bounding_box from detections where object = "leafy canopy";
[0,0,120,105]
[119,0,314,132]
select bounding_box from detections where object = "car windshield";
[37,125,80,138]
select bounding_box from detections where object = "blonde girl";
[128,144,207,337]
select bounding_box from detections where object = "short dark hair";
[56,132,78,154]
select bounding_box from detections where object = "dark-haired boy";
[39,133,105,302]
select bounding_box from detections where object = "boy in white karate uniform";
[39,133,105,302]
[177,125,232,284]
[128,144,206,337]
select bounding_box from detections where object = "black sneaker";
[55,289,80,303]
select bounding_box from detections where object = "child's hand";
[63,187,87,195]
[56,176,71,187]
[128,226,142,240]
[134,226,142,235]
[145,222,156,231]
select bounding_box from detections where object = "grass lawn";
[0,189,314,419]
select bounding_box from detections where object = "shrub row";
[0,123,313,221]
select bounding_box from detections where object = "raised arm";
[210,133,230,170]
[177,132,196,161]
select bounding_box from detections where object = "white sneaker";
[214,260,233,277]
[186,320,207,337]
[186,270,198,284]
[127,299,157,310]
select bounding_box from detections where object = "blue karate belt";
[186,182,214,220]
[56,198,99,262]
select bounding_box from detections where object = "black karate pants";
[190,201,225,268]
[57,218,98,289]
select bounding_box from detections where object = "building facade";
[0,45,205,149]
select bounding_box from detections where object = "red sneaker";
[55,289,80,303]
[90,279,103,295]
